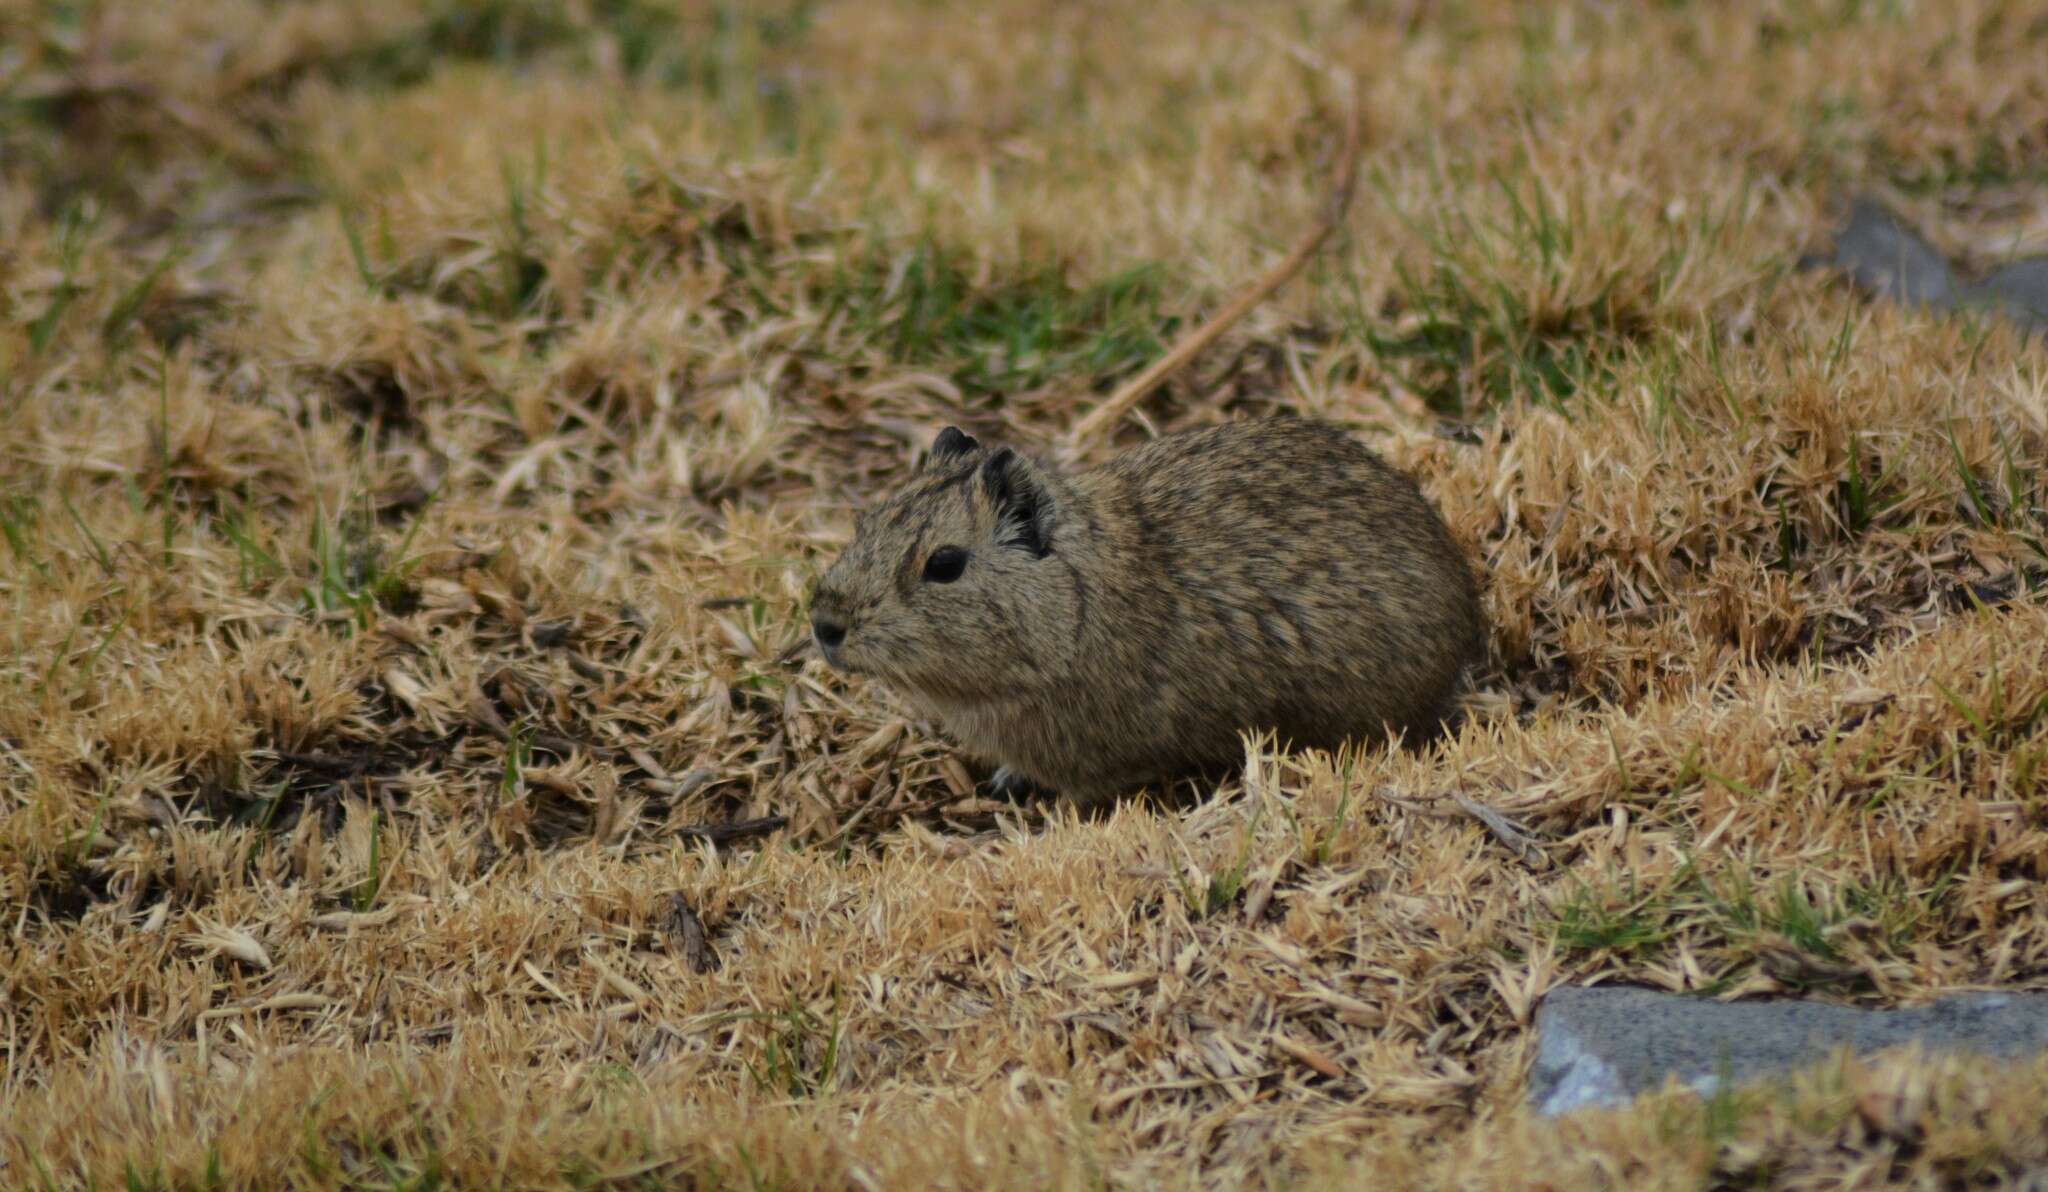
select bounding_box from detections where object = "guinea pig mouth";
[813,633,867,675]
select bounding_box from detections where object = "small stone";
[1962,257,2048,336]
[1529,985,2048,1116]
[1820,196,1959,309]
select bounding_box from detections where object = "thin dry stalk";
[1064,31,1364,452]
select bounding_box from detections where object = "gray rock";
[1962,257,2048,335]
[1805,195,2048,341]
[1529,985,2048,1116]
[1820,196,1959,309]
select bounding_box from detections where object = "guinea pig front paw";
[982,766,1047,802]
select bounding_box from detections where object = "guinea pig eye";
[922,546,968,584]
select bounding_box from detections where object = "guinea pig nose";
[811,614,847,651]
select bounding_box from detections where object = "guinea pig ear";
[927,426,980,467]
[978,447,1056,558]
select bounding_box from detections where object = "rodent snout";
[808,582,852,666]
[810,612,847,653]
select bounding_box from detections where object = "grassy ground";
[4,0,2048,1186]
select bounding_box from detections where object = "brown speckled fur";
[808,419,1486,807]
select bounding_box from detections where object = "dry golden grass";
[4,0,2048,1186]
